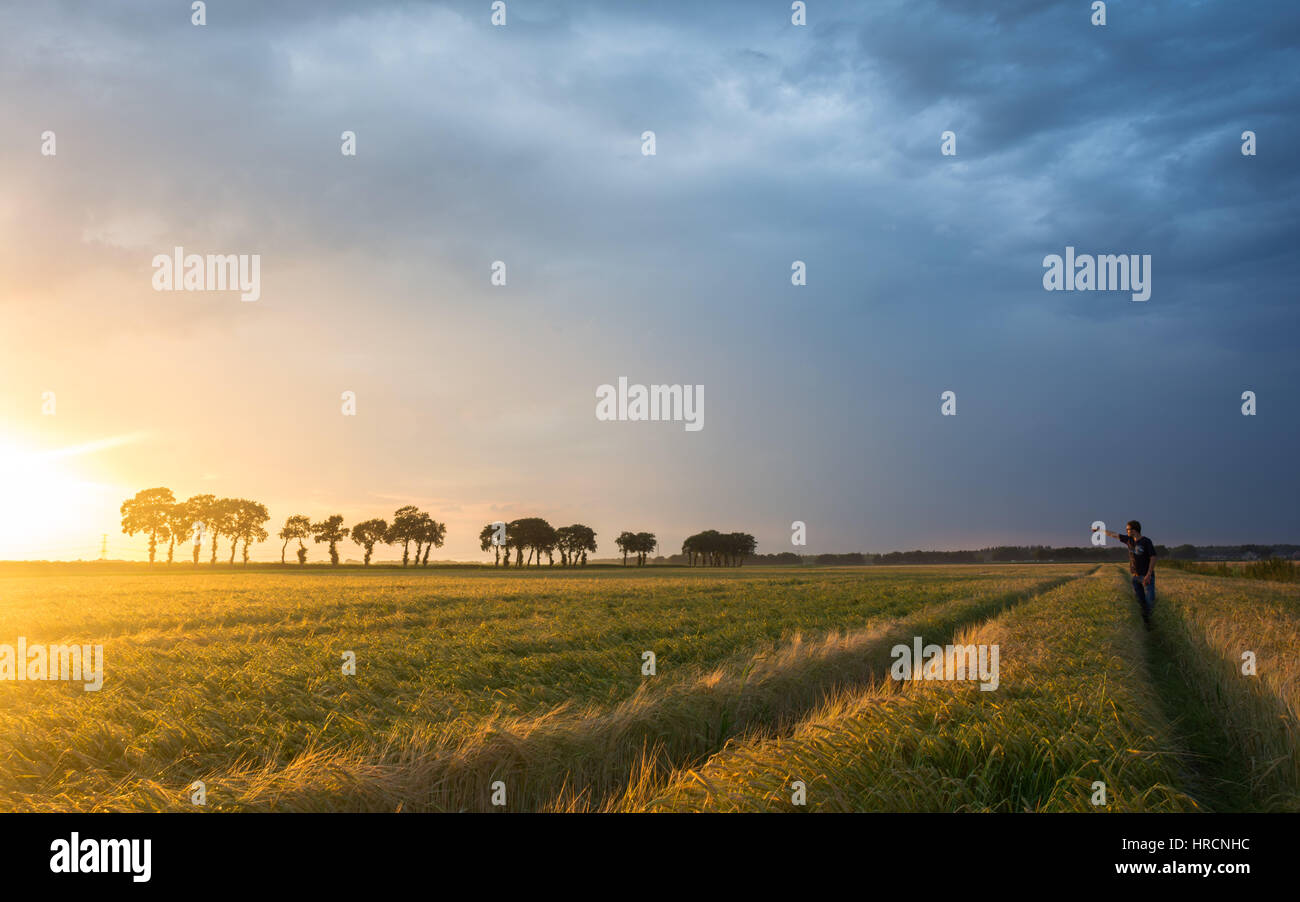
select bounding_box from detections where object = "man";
[1098,520,1157,629]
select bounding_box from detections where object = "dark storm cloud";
[3,0,1297,552]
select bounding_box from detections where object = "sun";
[0,439,113,560]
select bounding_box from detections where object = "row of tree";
[120,489,270,565]
[120,489,445,566]
[615,531,658,566]
[473,522,663,567]
[665,545,1299,566]
[681,530,758,567]
[477,518,601,567]
[347,505,447,567]
[122,490,761,568]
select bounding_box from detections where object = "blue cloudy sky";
[1,0,1296,560]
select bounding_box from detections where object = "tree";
[480,523,504,566]
[217,499,242,563]
[387,505,423,567]
[570,525,597,566]
[700,530,724,566]
[537,522,557,566]
[120,487,175,564]
[555,526,573,566]
[279,515,312,565]
[180,494,216,565]
[210,497,241,564]
[615,531,637,566]
[633,531,657,566]
[409,512,445,567]
[162,500,191,564]
[682,530,754,567]
[312,515,349,566]
[419,515,447,566]
[505,521,527,567]
[412,516,426,566]
[350,519,388,566]
[727,531,757,567]
[233,500,270,565]
[555,524,596,567]
[505,518,555,567]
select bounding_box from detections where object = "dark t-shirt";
[1119,535,1156,576]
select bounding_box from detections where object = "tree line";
[671,544,1300,566]
[130,491,1289,570]
[121,489,764,568]
[474,523,665,567]
[477,518,603,567]
[681,530,757,567]
[615,531,657,566]
[120,488,445,566]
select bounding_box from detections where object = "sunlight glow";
[0,439,118,560]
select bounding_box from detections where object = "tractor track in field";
[1141,569,1297,811]
[1145,623,1257,811]
[1094,564,1254,810]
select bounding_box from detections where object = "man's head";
[1126,520,1142,537]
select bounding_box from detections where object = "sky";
[0,0,1297,561]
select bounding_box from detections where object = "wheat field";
[0,562,1294,812]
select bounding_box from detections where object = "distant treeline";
[681,531,757,567]
[121,490,692,569]
[120,488,447,566]
[662,544,1300,566]
[119,490,1296,570]
[477,518,603,567]
[476,522,759,567]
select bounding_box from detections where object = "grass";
[0,563,1079,811]
[1145,569,1300,810]
[619,567,1199,811]
[208,570,1076,811]
[0,561,1293,812]
[1161,557,1299,583]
